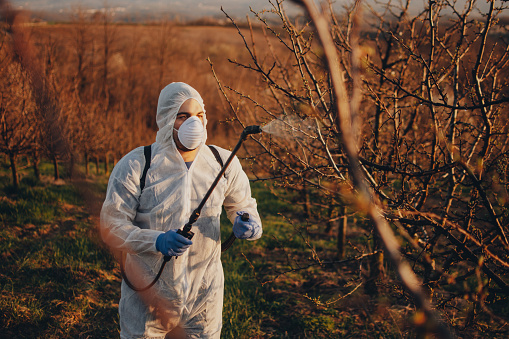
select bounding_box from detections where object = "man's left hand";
[233,211,261,239]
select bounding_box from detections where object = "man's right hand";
[156,229,193,257]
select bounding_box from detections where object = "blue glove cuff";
[155,233,165,253]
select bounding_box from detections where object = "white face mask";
[174,116,204,150]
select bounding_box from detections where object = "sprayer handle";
[177,228,194,240]
[167,227,194,261]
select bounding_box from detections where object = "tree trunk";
[9,153,19,189]
[32,150,41,182]
[95,156,100,175]
[53,155,59,180]
[105,152,109,174]
[337,206,347,259]
[69,153,75,179]
[364,233,384,298]
[85,151,89,176]
[300,183,310,219]
[325,205,334,235]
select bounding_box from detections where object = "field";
[1,160,506,338]
[0,160,401,339]
[1,1,509,337]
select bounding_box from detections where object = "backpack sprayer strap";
[139,145,152,191]
[208,145,224,168]
[120,144,157,291]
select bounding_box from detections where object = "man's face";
[173,98,205,151]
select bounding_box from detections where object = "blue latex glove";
[155,229,193,257]
[233,211,261,239]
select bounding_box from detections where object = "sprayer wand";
[122,125,262,291]
[176,125,262,242]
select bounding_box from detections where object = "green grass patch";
[219,180,363,338]
[0,165,119,338]
[5,161,490,338]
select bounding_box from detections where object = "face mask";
[175,116,204,150]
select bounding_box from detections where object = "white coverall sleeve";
[223,156,262,240]
[100,149,163,254]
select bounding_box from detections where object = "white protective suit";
[100,82,262,339]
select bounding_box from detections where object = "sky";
[9,0,495,21]
[10,0,305,18]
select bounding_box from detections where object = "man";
[100,82,262,339]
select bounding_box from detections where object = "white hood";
[155,82,208,148]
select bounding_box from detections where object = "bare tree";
[99,5,117,110]
[155,20,175,91]
[35,33,70,180]
[0,35,36,188]
[215,0,509,336]
[1,6,71,182]
[70,5,93,100]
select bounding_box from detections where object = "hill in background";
[9,0,303,23]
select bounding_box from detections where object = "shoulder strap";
[140,145,222,191]
[208,145,224,168]
[140,145,152,191]
[208,144,235,252]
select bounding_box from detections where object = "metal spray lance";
[176,125,262,241]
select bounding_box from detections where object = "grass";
[220,181,401,338]
[2,161,507,338]
[0,162,119,339]
[0,162,396,338]
[1,161,361,338]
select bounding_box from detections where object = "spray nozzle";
[241,125,262,139]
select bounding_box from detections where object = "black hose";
[120,255,173,292]
[221,212,250,252]
[221,234,237,252]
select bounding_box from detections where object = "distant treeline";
[0,5,273,186]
